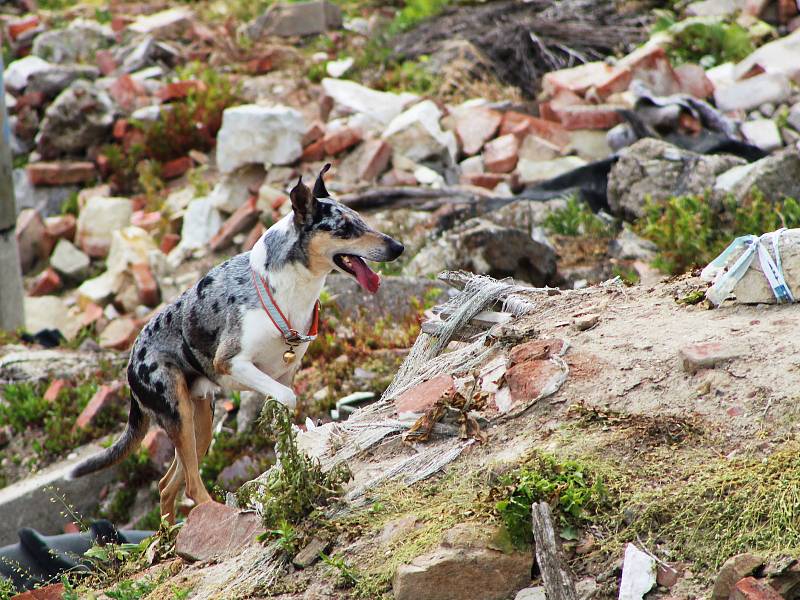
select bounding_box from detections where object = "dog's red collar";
[251,269,319,345]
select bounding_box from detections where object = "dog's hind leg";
[159,457,183,523]
[172,379,213,507]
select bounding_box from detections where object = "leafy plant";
[544,195,612,238]
[391,0,452,32]
[0,383,49,433]
[653,13,755,68]
[321,553,360,588]
[494,452,608,547]
[267,519,299,556]
[104,577,157,600]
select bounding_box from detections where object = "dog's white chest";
[239,307,311,377]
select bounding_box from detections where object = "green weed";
[544,195,612,238]
[493,451,608,547]
[654,13,755,68]
[60,192,80,216]
[0,383,49,433]
[104,577,157,600]
[611,264,640,286]
[267,519,299,556]
[321,553,360,588]
[391,0,452,32]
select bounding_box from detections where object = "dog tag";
[283,349,296,363]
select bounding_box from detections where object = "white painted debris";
[383,100,458,163]
[618,543,657,600]
[322,77,414,126]
[326,57,354,78]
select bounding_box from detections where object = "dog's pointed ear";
[290,176,316,224]
[313,163,332,199]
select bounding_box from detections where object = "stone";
[210,196,262,251]
[50,239,90,282]
[722,147,800,203]
[509,339,565,365]
[557,104,624,130]
[733,28,800,80]
[395,374,455,413]
[740,119,783,152]
[679,342,741,373]
[609,228,657,261]
[731,577,783,600]
[566,130,611,161]
[674,63,714,99]
[383,100,457,163]
[99,317,139,350]
[26,161,96,186]
[175,502,265,562]
[787,103,800,132]
[515,588,546,600]
[500,111,570,148]
[247,0,342,38]
[453,105,502,156]
[237,391,264,434]
[607,138,745,221]
[542,61,631,98]
[619,543,656,600]
[517,156,586,185]
[322,125,362,155]
[483,134,520,173]
[657,564,680,588]
[29,268,63,297]
[76,196,133,258]
[16,208,52,274]
[130,210,162,231]
[27,64,100,98]
[518,135,559,162]
[686,0,746,16]
[128,7,194,37]
[322,78,412,126]
[618,45,680,97]
[178,197,223,250]
[293,537,329,568]
[218,455,260,488]
[209,165,265,214]
[573,313,599,331]
[74,384,121,430]
[393,525,530,600]
[354,139,392,181]
[142,428,174,471]
[4,56,53,92]
[36,80,115,160]
[714,73,792,113]
[216,105,305,173]
[32,19,114,64]
[23,296,80,340]
[131,262,159,306]
[505,351,564,408]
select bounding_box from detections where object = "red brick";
[95,50,118,76]
[675,63,714,99]
[509,339,565,365]
[112,118,130,140]
[131,210,162,231]
[395,374,454,413]
[43,379,69,403]
[223,400,236,412]
[109,75,148,112]
[732,577,783,600]
[175,501,265,562]
[96,153,112,178]
[122,128,146,152]
[160,233,181,254]
[323,126,362,156]
[142,427,174,470]
[618,45,680,96]
[131,262,160,307]
[557,105,624,130]
[111,16,132,32]
[74,384,121,430]
[499,111,570,148]
[27,161,96,186]
[744,0,769,16]
[44,214,77,242]
[16,208,53,274]
[539,88,586,122]
[29,267,63,297]
[246,56,274,74]
[242,222,265,252]
[543,61,631,98]
[357,139,391,181]
[7,16,39,41]
[454,107,502,156]
[301,138,326,162]
[679,342,740,373]
[483,133,520,173]
[156,80,207,102]
[303,120,326,146]
[506,357,563,406]
[460,172,505,190]
[11,582,65,600]
[81,302,103,327]
[379,169,417,187]
[210,196,262,252]
[161,156,193,180]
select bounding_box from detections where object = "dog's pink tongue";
[351,256,380,294]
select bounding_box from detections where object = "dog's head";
[288,164,404,294]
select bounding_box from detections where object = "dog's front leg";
[228,356,297,409]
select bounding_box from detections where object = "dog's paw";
[274,387,297,410]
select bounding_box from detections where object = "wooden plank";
[531,502,578,600]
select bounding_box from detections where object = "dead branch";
[531,501,578,600]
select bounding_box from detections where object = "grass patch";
[544,196,612,238]
[653,13,755,68]
[638,192,800,274]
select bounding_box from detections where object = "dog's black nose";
[386,238,405,260]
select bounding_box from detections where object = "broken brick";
[131,262,160,307]
[109,74,148,112]
[29,267,63,297]
[210,196,262,252]
[242,222,265,252]
[95,50,118,76]
[395,374,455,413]
[99,317,139,351]
[44,214,77,242]
[161,156,193,180]
[63,522,80,534]
[7,16,40,41]
[679,342,741,374]
[731,577,783,600]
[81,302,103,327]
[301,138,326,162]
[543,61,631,98]
[160,233,181,254]
[175,502,265,562]
[618,45,680,96]
[74,384,121,430]
[556,105,624,130]
[675,63,714,99]
[303,120,326,146]
[509,339,565,366]
[142,427,174,471]
[16,208,53,274]
[43,379,69,403]
[483,133,520,173]
[323,126,362,156]
[246,56,274,74]
[779,0,799,23]
[11,583,65,600]
[112,119,130,140]
[13,91,46,110]
[131,210,162,231]
[460,172,506,190]
[156,80,207,102]
[454,106,502,156]
[539,88,586,122]
[499,111,570,148]
[27,161,96,186]
[357,139,392,181]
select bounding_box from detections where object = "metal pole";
[0,55,25,331]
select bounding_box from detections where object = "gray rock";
[217,455,260,489]
[36,80,115,159]
[13,168,78,217]
[383,100,457,164]
[127,7,194,37]
[322,77,411,126]
[32,19,115,64]
[607,138,746,221]
[787,103,800,132]
[721,147,800,204]
[0,348,116,382]
[117,36,179,74]
[3,55,53,92]
[740,119,782,152]
[515,588,546,600]
[407,218,558,286]
[27,64,99,98]
[712,553,765,599]
[729,229,800,304]
[0,442,117,544]
[236,391,264,435]
[247,0,342,38]
[50,239,91,282]
[609,228,657,261]
[714,73,791,113]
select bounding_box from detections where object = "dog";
[69,164,404,521]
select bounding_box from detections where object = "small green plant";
[612,264,640,286]
[0,383,49,433]
[382,58,439,95]
[104,577,157,600]
[267,519,299,556]
[494,452,608,547]
[60,191,80,216]
[391,0,452,32]
[0,576,16,600]
[321,553,360,588]
[543,195,611,238]
[654,13,755,68]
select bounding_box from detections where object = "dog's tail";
[68,396,149,479]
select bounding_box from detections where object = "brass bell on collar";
[283,349,296,363]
